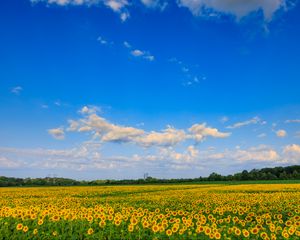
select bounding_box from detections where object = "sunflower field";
[0,183,299,239]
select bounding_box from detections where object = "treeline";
[1,165,300,187]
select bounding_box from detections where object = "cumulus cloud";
[63,107,230,147]
[231,145,279,162]
[199,145,281,164]
[159,145,199,169]
[226,116,264,129]
[102,126,145,143]
[283,144,300,154]
[48,128,65,140]
[282,144,300,164]
[177,0,287,22]
[189,123,231,142]
[68,113,145,143]
[276,129,287,138]
[137,127,186,147]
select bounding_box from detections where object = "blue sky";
[0,0,300,180]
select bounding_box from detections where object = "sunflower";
[22,226,29,233]
[16,223,23,231]
[87,228,94,235]
[166,229,172,236]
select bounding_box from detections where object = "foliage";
[1,165,300,187]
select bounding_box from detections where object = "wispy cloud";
[124,41,155,61]
[257,133,267,138]
[123,41,131,48]
[285,119,300,123]
[220,116,229,123]
[226,116,265,129]
[130,49,155,61]
[169,57,206,87]
[97,36,113,45]
[11,86,23,95]
[0,156,22,168]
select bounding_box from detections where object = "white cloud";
[231,145,279,162]
[102,126,145,143]
[138,127,186,147]
[11,86,23,95]
[0,143,107,171]
[97,36,111,45]
[68,113,145,143]
[79,105,100,115]
[282,144,300,164]
[177,0,287,22]
[283,144,300,154]
[131,49,144,57]
[140,0,168,10]
[125,42,155,61]
[130,49,155,61]
[104,0,128,12]
[197,145,281,164]
[276,129,287,138]
[0,156,22,168]
[48,128,65,140]
[64,107,230,148]
[226,116,264,129]
[120,11,130,21]
[141,0,157,7]
[32,0,129,21]
[160,145,199,165]
[189,123,231,142]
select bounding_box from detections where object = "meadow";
[0,183,299,239]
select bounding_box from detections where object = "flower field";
[0,183,300,239]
